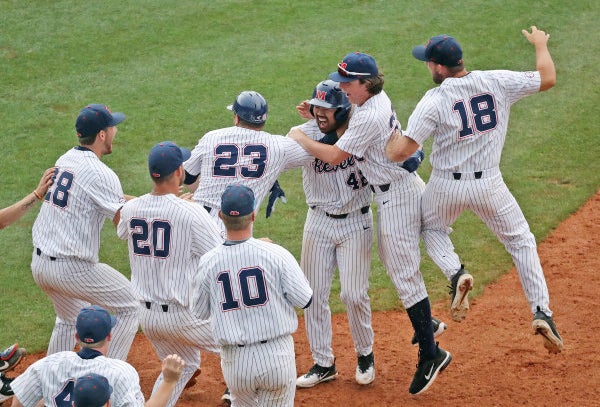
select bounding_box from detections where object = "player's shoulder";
[251,238,296,260]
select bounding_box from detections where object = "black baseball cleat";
[411,317,448,346]
[532,306,564,354]
[409,344,452,395]
[221,388,231,405]
[0,374,15,403]
[449,265,473,322]
[355,352,375,385]
[296,362,338,388]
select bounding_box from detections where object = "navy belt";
[311,205,370,219]
[237,340,268,347]
[453,171,483,180]
[369,183,391,193]
[36,248,56,261]
[145,302,169,312]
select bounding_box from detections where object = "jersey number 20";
[129,218,171,258]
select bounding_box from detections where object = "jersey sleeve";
[116,202,132,240]
[112,362,146,406]
[10,362,44,407]
[191,253,213,320]
[89,169,127,219]
[277,247,313,308]
[404,92,439,145]
[282,135,313,170]
[497,69,541,104]
[189,203,224,255]
[335,110,377,157]
[183,136,207,176]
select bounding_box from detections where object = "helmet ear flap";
[334,105,350,123]
[309,104,315,118]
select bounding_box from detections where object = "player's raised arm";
[521,26,556,91]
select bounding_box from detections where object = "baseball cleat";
[409,344,452,395]
[0,374,15,403]
[355,352,375,385]
[532,307,563,354]
[411,317,448,346]
[184,369,201,389]
[0,344,26,373]
[449,266,473,322]
[296,363,338,388]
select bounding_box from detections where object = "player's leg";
[374,178,451,394]
[220,345,256,407]
[140,307,202,407]
[31,254,88,354]
[256,336,296,407]
[421,176,474,321]
[296,211,339,387]
[337,211,375,384]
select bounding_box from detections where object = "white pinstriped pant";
[220,335,296,407]
[301,207,374,367]
[31,251,139,361]
[421,168,551,315]
[140,303,220,407]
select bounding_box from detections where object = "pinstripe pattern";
[406,69,552,314]
[220,336,296,407]
[31,254,139,361]
[334,90,430,309]
[192,238,312,405]
[30,147,138,361]
[10,351,144,406]
[117,193,223,407]
[184,127,309,211]
[298,119,374,366]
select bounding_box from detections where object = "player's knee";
[339,290,368,306]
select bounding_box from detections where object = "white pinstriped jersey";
[335,90,412,185]
[183,126,308,211]
[32,147,126,262]
[117,193,223,306]
[10,351,144,407]
[298,120,372,214]
[405,70,541,171]
[192,238,313,345]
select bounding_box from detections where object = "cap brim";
[308,98,334,109]
[226,104,234,111]
[110,315,117,328]
[108,112,126,126]
[328,71,356,83]
[180,147,191,162]
[412,46,428,62]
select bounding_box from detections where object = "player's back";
[10,351,144,407]
[32,147,125,261]
[187,126,304,210]
[118,193,222,306]
[198,238,312,346]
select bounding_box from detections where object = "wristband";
[33,190,43,200]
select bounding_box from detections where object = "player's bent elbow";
[385,148,409,163]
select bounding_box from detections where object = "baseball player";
[288,52,451,395]
[10,305,185,407]
[117,141,223,407]
[183,91,308,232]
[0,167,55,229]
[292,80,447,388]
[31,104,139,361]
[191,185,313,407]
[385,27,563,354]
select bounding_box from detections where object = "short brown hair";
[359,72,384,95]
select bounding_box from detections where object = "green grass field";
[1,0,598,352]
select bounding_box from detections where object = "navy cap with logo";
[329,52,379,83]
[73,373,113,407]
[76,305,117,344]
[148,141,191,179]
[221,185,255,217]
[75,104,125,138]
[412,35,463,67]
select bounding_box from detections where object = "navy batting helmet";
[308,80,351,123]
[227,91,268,125]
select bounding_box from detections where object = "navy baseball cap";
[75,104,125,138]
[412,35,463,67]
[76,306,117,344]
[148,141,191,179]
[221,185,255,217]
[73,373,113,407]
[329,52,379,82]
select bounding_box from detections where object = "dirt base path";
[5,191,600,406]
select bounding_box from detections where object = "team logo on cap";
[315,90,327,101]
[339,62,347,69]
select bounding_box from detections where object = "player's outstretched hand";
[35,167,56,199]
[521,25,550,46]
[296,100,312,120]
[162,354,185,384]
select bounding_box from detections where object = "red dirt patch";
[5,190,600,406]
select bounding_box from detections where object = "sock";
[406,298,437,358]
